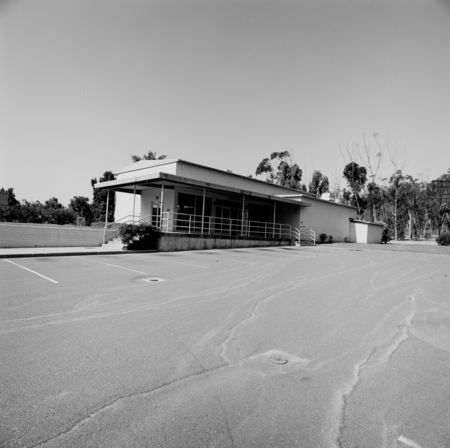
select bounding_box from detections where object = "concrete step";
[102,239,124,249]
[299,240,315,246]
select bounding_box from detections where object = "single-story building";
[95,159,380,250]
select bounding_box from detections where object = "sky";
[1,0,449,219]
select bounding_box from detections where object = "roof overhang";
[95,172,312,207]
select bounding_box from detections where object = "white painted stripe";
[4,259,58,284]
[162,259,210,269]
[398,435,424,448]
[76,257,149,275]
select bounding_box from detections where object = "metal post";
[265,222,267,239]
[189,215,191,234]
[133,185,136,222]
[103,190,110,244]
[272,202,276,238]
[201,188,206,235]
[241,196,245,236]
[160,182,164,228]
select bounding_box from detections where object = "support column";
[272,202,276,238]
[103,190,110,244]
[160,182,164,229]
[133,185,136,222]
[241,196,245,236]
[201,188,206,235]
[299,206,302,245]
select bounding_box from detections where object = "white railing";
[293,226,316,245]
[160,212,293,239]
[299,226,316,245]
[102,214,151,244]
[114,214,141,224]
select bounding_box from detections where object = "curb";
[0,250,159,259]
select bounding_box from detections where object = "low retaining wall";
[158,233,293,252]
[0,222,116,248]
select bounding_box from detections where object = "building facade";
[95,159,370,247]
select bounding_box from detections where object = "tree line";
[253,142,450,239]
[2,148,449,239]
[0,172,116,226]
[0,151,164,226]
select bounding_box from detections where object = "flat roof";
[95,172,312,207]
[112,158,320,199]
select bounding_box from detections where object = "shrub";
[328,235,333,243]
[344,237,348,243]
[119,223,161,250]
[436,232,450,246]
[319,233,327,243]
[90,221,121,230]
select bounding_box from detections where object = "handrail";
[101,214,152,245]
[114,214,141,223]
[160,212,292,239]
[294,226,316,245]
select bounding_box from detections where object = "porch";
[96,165,313,248]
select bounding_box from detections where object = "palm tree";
[131,151,167,163]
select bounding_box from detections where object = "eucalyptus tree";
[308,170,329,198]
[131,151,167,162]
[342,162,367,217]
[255,151,303,189]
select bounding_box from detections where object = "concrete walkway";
[0,239,446,259]
[0,246,157,259]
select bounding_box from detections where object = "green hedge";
[119,223,161,250]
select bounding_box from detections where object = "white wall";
[0,222,113,248]
[115,192,141,222]
[349,221,383,244]
[300,199,357,242]
[140,187,175,223]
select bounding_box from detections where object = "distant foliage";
[69,196,94,226]
[131,151,167,162]
[0,200,76,225]
[309,171,329,198]
[328,235,333,243]
[436,232,450,246]
[119,224,161,250]
[255,151,302,189]
[91,171,116,223]
[319,233,327,243]
[0,188,19,206]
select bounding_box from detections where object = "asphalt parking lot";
[1,245,450,448]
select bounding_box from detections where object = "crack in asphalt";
[333,293,418,448]
[28,363,229,448]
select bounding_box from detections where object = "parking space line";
[160,259,210,269]
[76,257,149,275]
[398,436,424,448]
[3,259,58,284]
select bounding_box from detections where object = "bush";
[328,235,333,243]
[436,232,450,246]
[319,233,327,243]
[344,237,349,243]
[119,223,161,250]
[90,221,121,230]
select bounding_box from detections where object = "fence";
[160,212,293,239]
